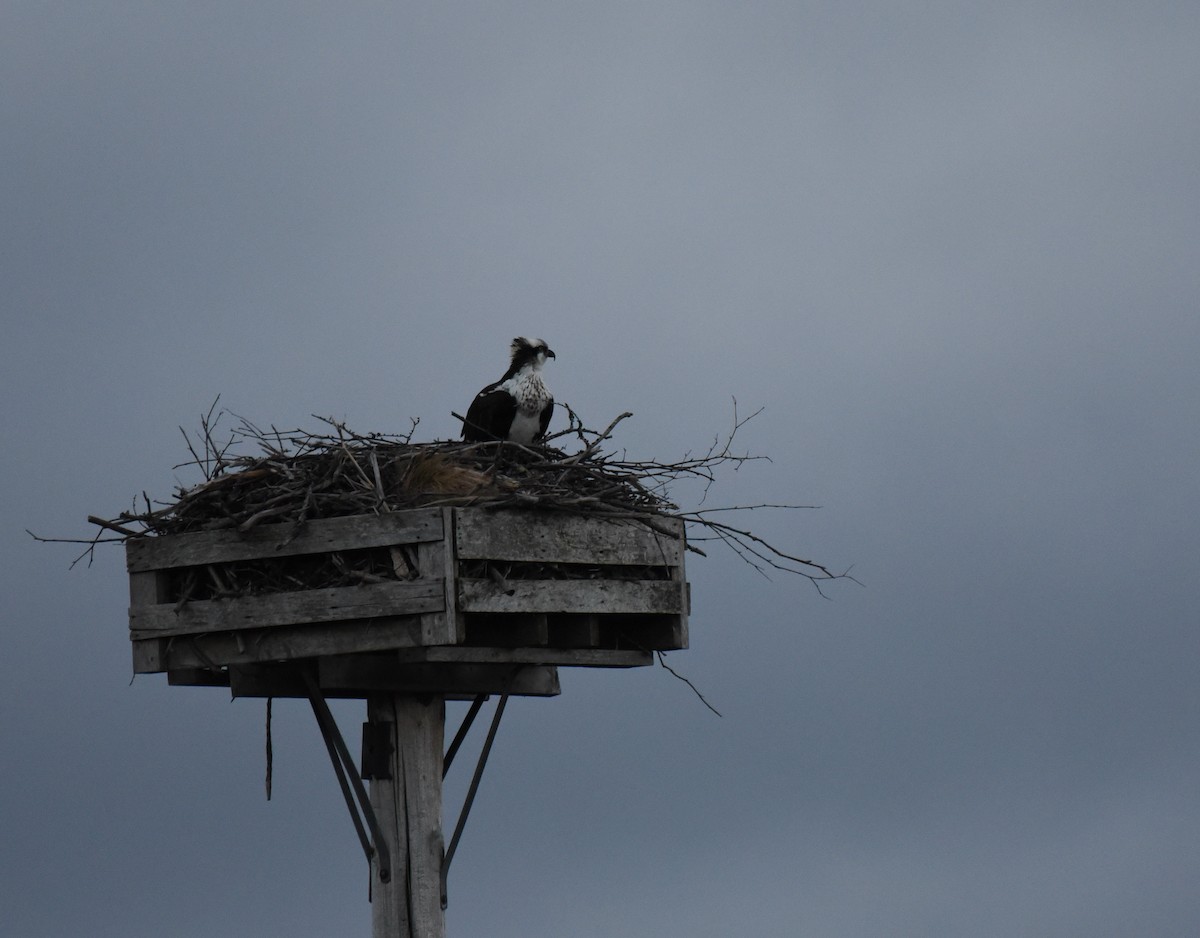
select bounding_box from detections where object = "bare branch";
[559,411,633,466]
[54,399,851,595]
[86,515,144,539]
[656,651,722,717]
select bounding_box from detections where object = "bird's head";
[509,336,555,372]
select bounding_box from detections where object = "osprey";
[462,336,556,444]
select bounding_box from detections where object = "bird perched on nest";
[462,336,555,443]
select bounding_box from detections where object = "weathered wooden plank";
[417,508,462,645]
[454,509,683,566]
[458,578,684,615]
[395,645,653,669]
[219,660,560,698]
[668,553,689,649]
[129,569,167,604]
[132,640,164,673]
[129,571,168,671]
[129,579,444,638]
[125,508,444,572]
[133,616,427,672]
[369,694,446,938]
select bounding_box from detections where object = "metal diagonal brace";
[300,667,393,884]
[440,688,510,909]
[442,694,487,778]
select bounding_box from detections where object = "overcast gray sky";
[4,2,1199,936]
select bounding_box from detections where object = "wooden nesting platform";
[127,507,688,698]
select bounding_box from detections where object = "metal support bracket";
[440,688,510,908]
[443,694,487,777]
[300,667,393,884]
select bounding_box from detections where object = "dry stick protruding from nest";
[559,411,633,466]
[37,403,849,591]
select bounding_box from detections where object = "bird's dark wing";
[462,383,516,441]
[537,395,554,441]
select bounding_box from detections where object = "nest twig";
[32,400,851,594]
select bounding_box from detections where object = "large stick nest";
[123,411,673,537]
[58,402,847,591]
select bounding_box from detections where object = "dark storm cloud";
[3,2,1198,935]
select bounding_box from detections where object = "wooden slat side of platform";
[458,578,684,616]
[455,510,683,566]
[125,508,444,571]
[196,658,562,698]
[395,645,653,669]
[133,616,426,672]
[128,507,689,674]
[130,579,444,639]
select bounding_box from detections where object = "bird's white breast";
[501,372,549,412]
[499,371,550,443]
[506,410,543,444]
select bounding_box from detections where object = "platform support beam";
[367,694,446,938]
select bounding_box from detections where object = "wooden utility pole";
[367,694,447,938]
